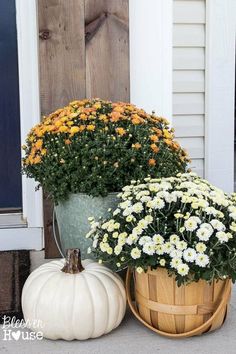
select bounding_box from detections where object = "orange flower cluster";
[23,99,187,166]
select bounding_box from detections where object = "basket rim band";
[135,290,217,315]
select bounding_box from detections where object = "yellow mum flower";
[70,126,80,134]
[116,127,126,136]
[35,139,43,150]
[59,125,69,133]
[163,129,172,139]
[87,124,95,131]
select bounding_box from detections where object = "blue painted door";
[0,0,22,209]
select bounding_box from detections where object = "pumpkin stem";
[61,248,84,274]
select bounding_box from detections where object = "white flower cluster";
[88,172,236,281]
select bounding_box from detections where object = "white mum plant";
[87,172,236,285]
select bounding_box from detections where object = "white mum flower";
[230,222,236,232]
[143,242,156,255]
[113,208,120,216]
[114,245,122,255]
[133,202,144,213]
[100,242,109,252]
[144,215,153,223]
[159,259,166,266]
[177,263,190,276]
[149,183,160,192]
[164,242,174,254]
[170,234,180,244]
[154,198,165,210]
[170,257,182,269]
[195,242,207,253]
[139,236,152,246]
[136,266,144,274]
[196,227,211,241]
[200,223,214,235]
[229,212,236,220]
[126,215,135,222]
[138,219,149,229]
[170,249,183,259]
[156,244,165,255]
[107,247,113,255]
[131,247,141,259]
[123,207,133,216]
[195,253,209,267]
[183,248,197,262]
[119,200,132,209]
[184,218,198,231]
[133,226,144,236]
[92,239,98,248]
[153,234,164,244]
[140,195,152,203]
[176,241,187,251]
[114,222,120,230]
[216,231,229,243]
[210,219,226,231]
[112,232,119,238]
[126,234,138,245]
[190,216,201,224]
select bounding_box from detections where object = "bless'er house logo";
[1,316,43,341]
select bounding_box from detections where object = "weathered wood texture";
[38,0,86,114]
[85,0,129,100]
[38,0,129,257]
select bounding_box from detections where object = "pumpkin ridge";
[31,272,57,329]
[88,272,110,334]
[86,268,126,307]
[92,270,126,330]
[81,273,96,338]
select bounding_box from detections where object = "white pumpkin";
[22,249,126,340]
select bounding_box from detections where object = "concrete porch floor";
[0,286,235,354]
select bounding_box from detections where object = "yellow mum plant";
[22,98,190,202]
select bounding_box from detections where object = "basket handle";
[126,268,231,338]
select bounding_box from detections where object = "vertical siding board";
[85,0,129,101]
[38,0,86,114]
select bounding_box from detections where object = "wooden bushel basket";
[126,267,232,338]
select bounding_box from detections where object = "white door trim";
[1,0,43,251]
[205,0,236,193]
[129,0,172,121]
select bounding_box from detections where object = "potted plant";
[87,172,235,337]
[22,98,189,258]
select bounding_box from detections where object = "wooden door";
[38,0,129,257]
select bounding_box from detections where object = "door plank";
[38,0,86,113]
[85,0,129,101]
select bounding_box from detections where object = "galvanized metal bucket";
[54,193,118,259]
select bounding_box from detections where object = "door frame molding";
[0,0,43,250]
[205,0,236,192]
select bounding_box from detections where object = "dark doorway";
[0,0,22,210]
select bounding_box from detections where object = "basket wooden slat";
[127,267,232,338]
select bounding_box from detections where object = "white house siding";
[172,0,206,177]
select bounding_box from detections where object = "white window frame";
[0,0,43,250]
[129,0,172,121]
[205,0,236,193]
